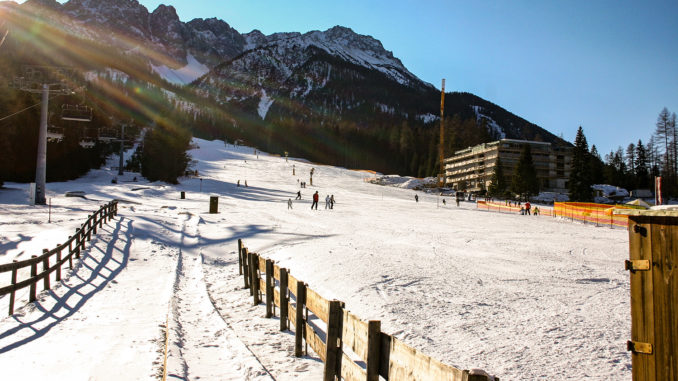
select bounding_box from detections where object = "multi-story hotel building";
[444,139,572,193]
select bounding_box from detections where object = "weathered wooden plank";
[288,274,299,296]
[628,217,656,381]
[650,218,678,381]
[387,336,466,381]
[306,287,330,323]
[288,303,297,327]
[258,256,266,272]
[343,310,370,360]
[274,264,281,281]
[259,278,266,294]
[341,353,367,381]
[306,322,327,363]
[274,288,281,308]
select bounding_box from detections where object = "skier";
[443,199,446,205]
[288,198,293,209]
[525,201,531,215]
[330,195,335,209]
[325,195,331,209]
[296,191,302,200]
[415,194,419,203]
[311,191,319,210]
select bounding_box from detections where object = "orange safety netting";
[553,202,633,228]
[477,201,636,228]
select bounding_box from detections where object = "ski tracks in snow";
[166,212,273,381]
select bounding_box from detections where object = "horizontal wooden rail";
[1,201,118,315]
[238,240,498,381]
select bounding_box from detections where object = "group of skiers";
[288,190,335,210]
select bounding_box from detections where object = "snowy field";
[0,139,631,380]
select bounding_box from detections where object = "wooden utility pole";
[438,79,446,187]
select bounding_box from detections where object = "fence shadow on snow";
[236,239,498,381]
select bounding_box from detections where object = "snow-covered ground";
[0,139,632,380]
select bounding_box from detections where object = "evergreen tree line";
[590,107,675,199]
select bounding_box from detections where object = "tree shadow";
[0,217,132,354]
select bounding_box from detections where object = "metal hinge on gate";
[627,340,653,355]
[625,260,650,272]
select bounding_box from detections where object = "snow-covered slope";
[0,138,631,380]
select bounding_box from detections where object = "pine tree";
[568,126,593,201]
[589,145,605,184]
[656,107,671,174]
[487,156,507,197]
[511,144,539,200]
[636,140,650,189]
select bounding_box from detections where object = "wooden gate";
[622,210,678,381]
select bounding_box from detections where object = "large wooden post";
[265,259,274,318]
[294,281,306,357]
[29,255,37,302]
[250,253,260,305]
[324,300,343,381]
[280,268,289,331]
[42,249,50,290]
[237,239,243,275]
[621,209,678,381]
[242,247,250,289]
[9,260,17,315]
[55,248,62,281]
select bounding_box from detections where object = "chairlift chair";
[46,126,64,142]
[61,104,92,122]
[79,127,99,148]
[98,127,119,142]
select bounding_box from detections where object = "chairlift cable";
[0,85,86,123]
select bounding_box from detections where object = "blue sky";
[42,0,678,155]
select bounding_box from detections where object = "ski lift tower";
[13,66,75,205]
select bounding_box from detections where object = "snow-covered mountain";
[0,0,569,176]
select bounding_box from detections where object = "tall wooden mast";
[439,79,445,187]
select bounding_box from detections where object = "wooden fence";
[0,201,118,316]
[237,239,497,381]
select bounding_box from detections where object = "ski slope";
[0,138,631,380]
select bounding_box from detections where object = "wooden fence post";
[56,248,62,282]
[324,300,342,381]
[74,229,81,259]
[366,320,382,381]
[92,212,98,235]
[242,247,250,289]
[280,268,289,331]
[87,217,92,241]
[29,255,37,302]
[237,239,243,275]
[295,281,306,357]
[42,249,50,291]
[250,253,260,305]
[68,237,73,268]
[9,260,17,315]
[265,259,273,318]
